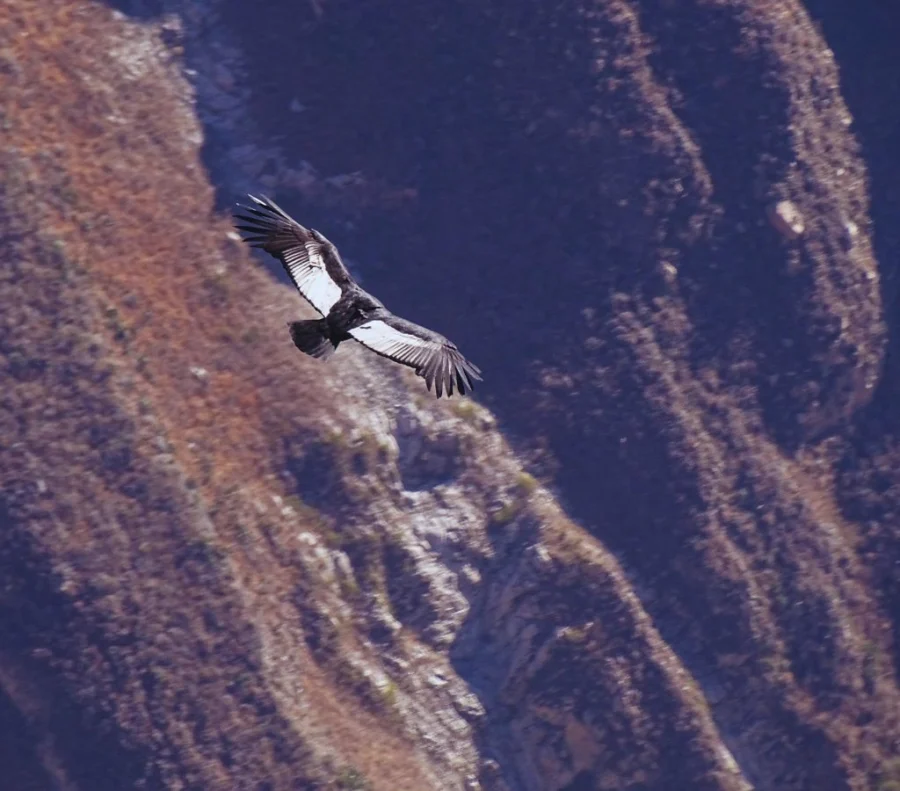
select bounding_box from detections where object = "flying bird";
[234,194,482,398]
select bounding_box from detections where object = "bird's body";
[234,194,481,397]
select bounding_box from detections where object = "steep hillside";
[1,1,899,790]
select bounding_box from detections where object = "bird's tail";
[289,319,339,360]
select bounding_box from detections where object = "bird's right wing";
[349,316,482,398]
[234,194,352,316]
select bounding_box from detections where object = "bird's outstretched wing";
[349,315,482,397]
[234,194,353,316]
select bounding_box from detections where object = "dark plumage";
[234,194,482,398]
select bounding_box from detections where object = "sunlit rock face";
[1,1,899,790]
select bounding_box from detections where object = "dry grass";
[0,2,448,788]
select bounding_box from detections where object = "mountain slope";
[1,1,899,790]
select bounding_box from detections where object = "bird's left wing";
[234,194,352,317]
[349,316,482,398]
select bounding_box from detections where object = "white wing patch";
[283,242,343,316]
[349,318,481,397]
[348,320,430,362]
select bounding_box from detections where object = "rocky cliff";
[1,1,899,790]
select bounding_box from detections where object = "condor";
[234,195,482,398]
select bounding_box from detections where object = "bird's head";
[355,294,383,316]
